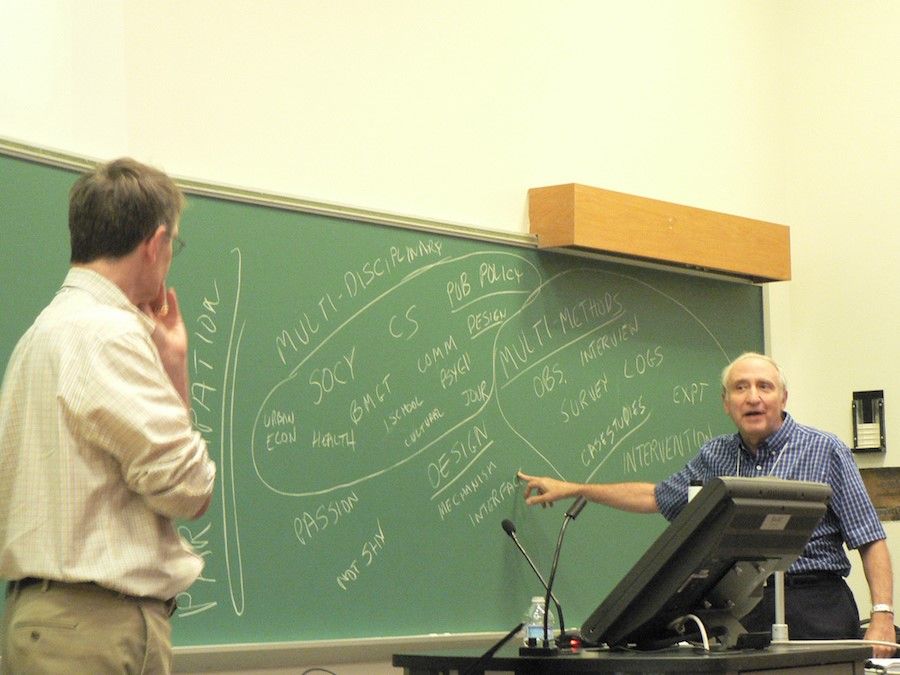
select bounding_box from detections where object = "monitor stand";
[771,571,790,642]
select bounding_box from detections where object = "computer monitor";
[580,476,832,650]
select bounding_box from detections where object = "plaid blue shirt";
[654,412,885,575]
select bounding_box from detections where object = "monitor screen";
[580,476,832,650]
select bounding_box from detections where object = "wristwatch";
[871,603,894,614]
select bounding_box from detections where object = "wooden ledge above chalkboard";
[528,183,791,282]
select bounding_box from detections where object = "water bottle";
[522,595,557,646]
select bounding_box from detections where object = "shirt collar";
[61,267,156,333]
[736,412,795,457]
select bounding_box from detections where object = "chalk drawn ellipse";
[494,268,733,485]
[250,251,541,496]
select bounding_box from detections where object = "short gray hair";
[721,352,787,391]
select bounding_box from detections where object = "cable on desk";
[669,614,711,651]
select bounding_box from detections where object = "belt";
[783,571,843,587]
[6,577,177,616]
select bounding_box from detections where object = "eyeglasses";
[170,234,186,257]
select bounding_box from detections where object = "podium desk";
[393,643,870,674]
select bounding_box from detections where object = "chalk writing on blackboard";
[174,240,739,623]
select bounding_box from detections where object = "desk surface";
[393,643,870,674]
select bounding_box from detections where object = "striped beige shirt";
[0,268,216,599]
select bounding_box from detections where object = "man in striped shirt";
[519,352,894,656]
[0,158,216,673]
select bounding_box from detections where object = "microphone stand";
[515,496,587,656]
[461,622,524,675]
[501,519,567,640]
[771,571,789,642]
[540,496,586,654]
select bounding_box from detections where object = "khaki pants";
[1,580,173,674]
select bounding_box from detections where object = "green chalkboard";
[0,149,764,647]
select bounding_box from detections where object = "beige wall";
[1,1,897,672]
[765,1,900,612]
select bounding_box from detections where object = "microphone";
[565,495,587,520]
[500,518,566,636]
